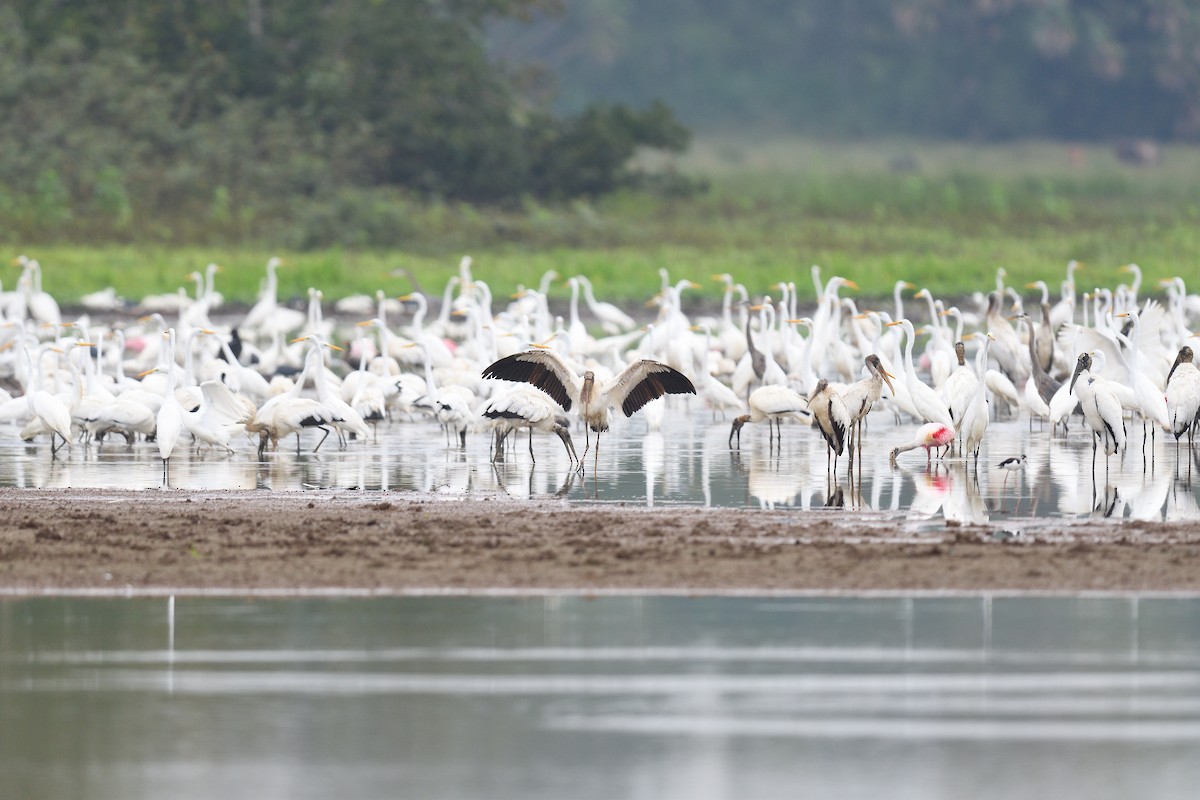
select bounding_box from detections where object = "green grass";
[11,139,1200,307]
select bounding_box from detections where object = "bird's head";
[728,415,750,446]
[1069,352,1093,394]
[1168,345,1195,384]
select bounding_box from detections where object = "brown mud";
[1,489,1198,594]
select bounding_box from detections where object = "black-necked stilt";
[998,454,1027,490]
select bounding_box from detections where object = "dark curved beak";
[1069,358,1087,394]
[556,427,578,463]
[1168,350,1185,386]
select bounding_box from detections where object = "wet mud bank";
[1,489,1198,594]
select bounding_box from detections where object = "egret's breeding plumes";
[482,346,695,470]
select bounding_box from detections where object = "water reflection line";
[22,644,1200,667]
[4,586,1200,598]
[545,714,1200,742]
[20,670,1200,695]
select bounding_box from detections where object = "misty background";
[2,1,1195,251]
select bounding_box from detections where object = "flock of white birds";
[4,253,1200,477]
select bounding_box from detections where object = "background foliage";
[7,0,1200,292]
[493,0,1200,140]
[0,0,688,246]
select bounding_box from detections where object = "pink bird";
[889,422,956,465]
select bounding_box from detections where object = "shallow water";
[2,595,1199,800]
[3,404,1199,528]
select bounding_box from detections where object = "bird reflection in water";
[1093,484,1121,518]
[893,463,989,527]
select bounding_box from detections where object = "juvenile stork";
[482,384,579,465]
[482,347,695,471]
[809,379,850,473]
[729,384,812,450]
[839,354,896,469]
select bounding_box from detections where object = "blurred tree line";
[0,0,689,245]
[492,0,1200,140]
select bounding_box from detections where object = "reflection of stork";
[482,346,694,471]
[729,385,811,450]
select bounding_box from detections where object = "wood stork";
[1166,345,1200,448]
[809,379,850,473]
[839,354,896,469]
[938,340,977,429]
[728,384,812,450]
[481,346,695,471]
[1070,351,1126,474]
[481,384,579,464]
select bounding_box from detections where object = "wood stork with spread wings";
[481,345,696,471]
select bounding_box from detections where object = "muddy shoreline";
[0,489,1196,595]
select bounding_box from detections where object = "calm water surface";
[3,595,1200,799]
[3,406,1198,528]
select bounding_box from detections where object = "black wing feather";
[820,398,846,456]
[482,353,573,411]
[620,363,696,417]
